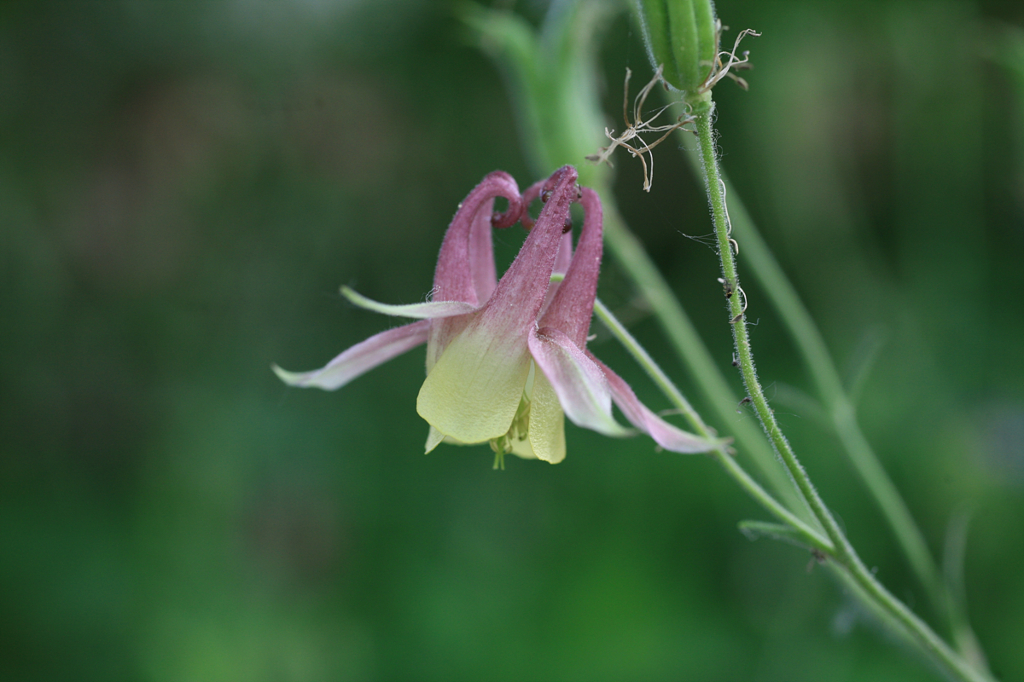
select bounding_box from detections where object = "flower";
[274,166,718,465]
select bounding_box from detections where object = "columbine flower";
[274,166,717,465]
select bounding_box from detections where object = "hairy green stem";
[592,297,832,555]
[690,168,984,660]
[598,190,811,521]
[693,103,993,682]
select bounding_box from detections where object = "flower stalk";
[693,102,994,682]
[689,161,985,661]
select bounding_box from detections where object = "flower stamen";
[489,391,532,469]
[699,23,760,93]
[586,65,695,192]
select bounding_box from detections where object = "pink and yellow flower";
[274,166,717,464]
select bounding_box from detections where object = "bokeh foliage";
[1,1,1021,680]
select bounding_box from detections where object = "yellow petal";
[525,369,566,464]
[424,426,446,454]
[508,437,538,460]
[416,322,532,444]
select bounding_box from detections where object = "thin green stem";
[693,103,993,682]
[694,171,983,657]
[592,297,832,556]
[694,106,820,532]
[598,189,812,521]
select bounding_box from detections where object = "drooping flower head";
[274,166,718,465]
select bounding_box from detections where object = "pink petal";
[342,286,478,319]
[432,171,522,307]
[472,166,578,340]
[593,354,719,454]
[529,327,630,436]
[469,194,498,305]
[553,229,574,276]
[428,171,523,369]
[538,231,575,320]
[521,176,575,322]
[539,187,602,348]
[273,319,430,391]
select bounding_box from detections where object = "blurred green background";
[2,1,1022,680]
